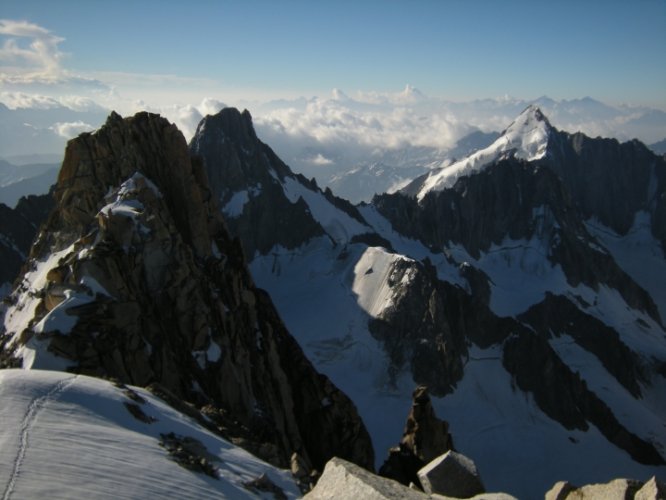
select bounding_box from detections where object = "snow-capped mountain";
[0,369,301,499]
[0,111,373,477]
[192,106,666,498]
[325,132,500,204]
[407,105,551,200]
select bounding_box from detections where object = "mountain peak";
[508,104,549,127]
[412,107,554,201]
[499,104,552,159]
[193,107,258,149]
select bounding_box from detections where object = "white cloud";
[309,153,334,166]
[0,19,65,80]
[50,121,95,138]
[198,97,226,117]
[0,91,107,112]
[355,84,427,105]
[254,92,466,156]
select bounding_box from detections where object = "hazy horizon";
[1,1,665,162]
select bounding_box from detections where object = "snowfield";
[0,369,300,500]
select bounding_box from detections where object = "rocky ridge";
[0,111,374,472]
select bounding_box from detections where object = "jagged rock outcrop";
[379,386,454,487]
[0,111,374,472]
[0,193,53,292]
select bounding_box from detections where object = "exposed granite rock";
[635,476,666,500]
[305,457,427,500]
[0,111,374,472]
[545,481,577,500]
[417,451,485,498]
[545,477,645,500]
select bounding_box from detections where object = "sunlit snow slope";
[0,369,300,500]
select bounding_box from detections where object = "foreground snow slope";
[0,369,300,500]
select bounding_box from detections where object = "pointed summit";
[499,104,552,161]
[411,106,554,201]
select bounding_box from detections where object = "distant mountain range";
[650,138,666,155]
[0,159,59,207]
[2,93,666,203]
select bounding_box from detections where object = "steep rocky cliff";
[0,193,53,295]
[0,111,374,472]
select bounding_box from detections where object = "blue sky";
[1,0,665,107]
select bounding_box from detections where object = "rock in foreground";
[545,476,665,500]
[305,457,426,500]
[418,451,485,498]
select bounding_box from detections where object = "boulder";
[305,457,427,500]
[417,451,485,498]
[635,476,666,500]
[545,481,576,500]
[545,477,648,500]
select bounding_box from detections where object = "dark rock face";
[189,108,367,257]
[379,386,454,487]
[0,193,53,289]
[0,111,374,472]
[546,131,666,249]
[368,260,467,396]
[503,331,664,465]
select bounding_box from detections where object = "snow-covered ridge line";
[415,105,552,201]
